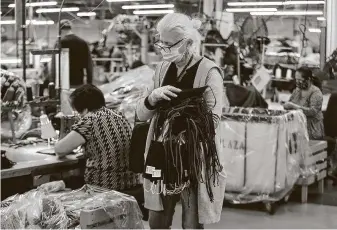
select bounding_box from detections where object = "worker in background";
[52,20,93,88]
[284,67,324,140]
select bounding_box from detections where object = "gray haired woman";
[136,13,227,229]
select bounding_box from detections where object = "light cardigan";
[136,58,227,224]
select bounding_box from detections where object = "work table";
[1,143,84,180]
[1,155,81,179]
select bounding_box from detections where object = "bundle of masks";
[144,87,223,202]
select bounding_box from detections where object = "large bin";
[221,107,309,203]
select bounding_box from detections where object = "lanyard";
[177,54,194,82]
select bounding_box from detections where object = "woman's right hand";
[148,85,181,106]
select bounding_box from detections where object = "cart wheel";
[264,202,276,215]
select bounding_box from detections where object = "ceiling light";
[122,4,174,9]
[284,1,325,5]
[30,20,54,25]
[77,12,96,16]
[228,1,284,6]
[317,16,326,21]
[251,11,323,16]
[226,8,277,13]
[0,20,54,25]
[40,57,52,63]
[133,9,174,15]
[0,20,15,25]
[308,28,321,33]
[8,1,57,8]
[0,59,22,64]
[36,7,79,13]
[107,0,149,2]
[228,1,325,6]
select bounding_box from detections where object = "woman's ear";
[186,38,193,49]
[180,38,193,54]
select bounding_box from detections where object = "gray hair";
[157,13,202,53]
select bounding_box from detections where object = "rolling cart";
[221,107,310,215]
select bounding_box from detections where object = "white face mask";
[160,42,185,63]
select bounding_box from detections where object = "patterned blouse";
[289,85,324,140]
[72,107,140,191]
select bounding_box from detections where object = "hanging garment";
[129,122,150,173]
[144,87,222,200]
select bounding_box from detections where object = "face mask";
[296,80,309,90]
[160,42,186,62]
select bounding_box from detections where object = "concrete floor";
[143,203,337,229]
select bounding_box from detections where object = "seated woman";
[284,66,324,140]
[55,84,140,192]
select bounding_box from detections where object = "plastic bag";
[0,190,69,229]
[38,181,66,193]
[79,189,144,229]
[99,65,153,115]
[49,185,144,229]
[221,107,311,203]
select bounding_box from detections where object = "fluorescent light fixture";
[107,0,149,2]
[30,20,54,25]
[133,9,174,15]
[251,10,323,16]
[122,4,174,9]
[8,1,57,8]
[0,59,22,64]
[0,20,15,25]
[36,7,79,13]
[284,1,325,5]
[228,1,283,6]
[77,12,96,16]
[228,1,325,6]
[226,8,277,12]
[40,57,52,63]
[0,20,54,25]
[266,52,301,57]
[308,28,321,33]
[317,16,326,21]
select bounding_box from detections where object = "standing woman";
[136,13,227,229]
[284,66,324,140]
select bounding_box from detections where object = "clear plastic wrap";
[99,65,153,95]
[119,93,141,127]
[1,69,32,140]
[221,107,311,203]
[0,190,69,229]
[38,181,66,193]
[60,89,75,116]
[1,184,144,229]
[78,189,144,229]
[48,185,144,229]
[1,105,32,140]
[99,66,153,124]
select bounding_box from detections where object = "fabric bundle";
[144,88,223,202]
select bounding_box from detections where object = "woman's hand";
[284,102,300,110]
[148,85,181,106]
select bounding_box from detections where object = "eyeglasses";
[154,38,185,53]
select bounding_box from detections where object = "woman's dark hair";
[70,84,105,113]
[297,66,322,91]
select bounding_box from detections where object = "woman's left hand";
[284,102,300,110]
